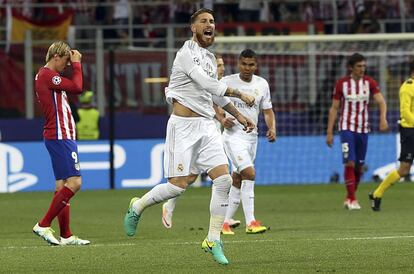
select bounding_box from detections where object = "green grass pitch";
[1,182,414,273]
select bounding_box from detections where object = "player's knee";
[240,167,255,180]
[213,174,232,192]
[398,164,411,177]
[345,161,355,168]
[65,176,82,193]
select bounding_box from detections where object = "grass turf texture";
[1,183,414,273]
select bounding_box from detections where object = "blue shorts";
[339,130,368,165]
[45,139,81,180]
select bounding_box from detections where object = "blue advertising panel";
[0,134,397,192]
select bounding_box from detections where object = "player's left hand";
[266,129,276,142]
[236,115,255,133]
[379,119,389,132]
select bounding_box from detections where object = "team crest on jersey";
[177,163,184,172]
[74,163,80,171]
[192,56,201,66]
[52,76,62,85]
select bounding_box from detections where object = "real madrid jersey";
[220,74,273,141]
[165,40,228,119]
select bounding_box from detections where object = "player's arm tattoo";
[224,87,242,98]
[222,102,242,119]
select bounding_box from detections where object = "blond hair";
[45,41,71,62]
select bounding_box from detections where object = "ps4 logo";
[0,143,38,193]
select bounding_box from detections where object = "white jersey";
[165,40,229,118]
[220,74,273,141]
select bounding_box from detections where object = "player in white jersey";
[161,49,276,235]
[218,49,276,235]
[123,8,256,266]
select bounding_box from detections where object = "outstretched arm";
[222,102,255,133]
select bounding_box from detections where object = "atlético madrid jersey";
[35,62,83,140]
[333,75,380,133]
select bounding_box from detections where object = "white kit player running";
[161,50,277,235]
[123,8,255,266]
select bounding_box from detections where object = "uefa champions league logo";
[0,144,38,193]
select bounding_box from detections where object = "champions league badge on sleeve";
[52,76,62,85]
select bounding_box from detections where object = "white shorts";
[223,135,257,173]
[164,115,228,178]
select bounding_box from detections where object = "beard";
[195,31,214,48]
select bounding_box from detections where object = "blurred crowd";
[0,0,413,42]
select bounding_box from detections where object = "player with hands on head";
[33,41,90,246]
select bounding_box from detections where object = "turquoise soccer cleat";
[201,238,229,265]
[123,197,141,236]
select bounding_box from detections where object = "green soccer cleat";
[201,238,229,265]
[124,197,141,236]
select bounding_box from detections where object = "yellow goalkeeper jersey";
[400,78,414,128]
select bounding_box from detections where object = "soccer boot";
[246,220,267,234]
[124,197,141,236]
[32,223,60,246]
[60,235,90,245]
[221,222,235,235]
[162,203,172,229]
[201,238,229,265]
[350,200,361,210]
[369,193,382,211]
[343,199,351,209]
[228,218,241,228]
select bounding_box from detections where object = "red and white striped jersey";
[333,75,380,133]
[35,62,83,140]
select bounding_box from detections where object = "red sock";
[39,187,74,227]
[354,167,362,191]
[58,204,72,238]
[344,166,356,201]
[53,191,73,238]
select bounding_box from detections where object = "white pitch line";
[2,235,414,250]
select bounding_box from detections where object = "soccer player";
[123,8,255,265]
[369,60,414,211]
[326,53,388,210]
[33,41,90,245]
[218,49,276,235]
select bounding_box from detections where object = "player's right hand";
[240,93,255,107]
[221,117,236,129]
[326,133,333,147]
[70,50,82,63]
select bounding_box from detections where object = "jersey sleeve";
[45,62,83,94]
[400,84,414,125]
[177,51,227,97]
[260,80,273,110]
[212,94,231,107]
[368,77,380,95]
[332,80,343,100]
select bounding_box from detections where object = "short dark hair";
[239,49,257,60]
[214,53,222,60]
[190,8,214,24]
[347,53,366,67]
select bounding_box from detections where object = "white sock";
[224,186,241,222]
[165,196,178,212]
[133,182,185,215]
[241,180,255,225]
[208,174,231,242]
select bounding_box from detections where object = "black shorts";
[399,125,414,163]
